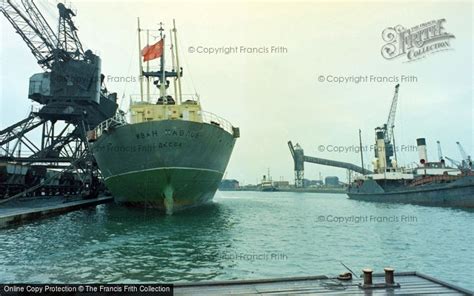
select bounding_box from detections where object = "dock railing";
[128,94,237,137]
[129,93,200,104]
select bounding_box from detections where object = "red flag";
[142,39,164,62]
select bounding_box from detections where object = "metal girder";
[1,0,57,70]
[0,112,89,166]
[288,141,373,184]
[1,0,87,68]
[304,155,373,175]
[456,141,469,161]
[21,0,58,48]
[1,1,105,200]
[385,84,400,143]
[0,112,45,147]
[56,2,84,59]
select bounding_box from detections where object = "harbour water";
[0,192,473,290]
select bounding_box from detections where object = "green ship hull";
[92,120,237,213]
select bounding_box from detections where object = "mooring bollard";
[384,267,395,284]
[362,268,373,285]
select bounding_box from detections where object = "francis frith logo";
[381,19,455,62]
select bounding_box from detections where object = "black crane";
[0,0,118,199]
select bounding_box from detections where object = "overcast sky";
[1,0,472,184]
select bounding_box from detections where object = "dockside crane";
[1,0,57,70]
[445,156,461,169]
[436,141,443,160]
[0,0,118,198]
[436,141,445,167]
[385,84,400,145]
[288,85,400,187]
[373,84,399,173]
[456,141,472,170]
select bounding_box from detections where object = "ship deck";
[174,272,472,295]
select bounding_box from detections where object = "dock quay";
[174,271,473,295]
[0,196,113,228]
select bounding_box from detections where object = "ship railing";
[93,111,128,139]
[129,93,200,104]
[199,110,236,136]
[127,94,238,137]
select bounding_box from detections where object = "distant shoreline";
[219,187,347,194]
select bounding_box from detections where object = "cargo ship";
[347,138,474,207]
[290,85,473,208]
[346,85,473,207]
[91,21,239,213]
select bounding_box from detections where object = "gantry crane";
[0,0,118,198]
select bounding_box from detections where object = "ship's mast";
[146,29,150,102]
[158,22,166,102]
[359,129,365,175]
[170,29,178,101]
[140,21,181,105]
[172,19,183,104]
[137,18,144,102]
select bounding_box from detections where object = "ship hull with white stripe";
[91,119,236,212]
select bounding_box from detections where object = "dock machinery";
[0,0,118,198]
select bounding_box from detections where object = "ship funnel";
[375,130,387,172]
[416,138,428,165]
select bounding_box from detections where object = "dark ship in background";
[345,85,473,207]
[346,138,473,208]
[289,84,473,208]
[1,0,117,200]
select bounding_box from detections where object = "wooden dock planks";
[174,272,472,295]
